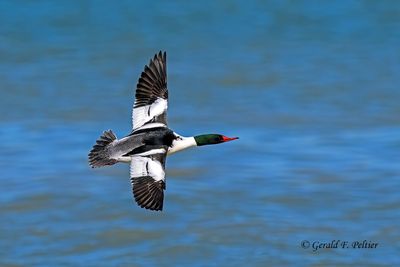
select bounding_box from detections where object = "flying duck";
[88,51,238,211]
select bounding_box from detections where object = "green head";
[194,134,239,146]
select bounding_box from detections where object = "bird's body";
[89,51,237,211]
[101,124,196,162]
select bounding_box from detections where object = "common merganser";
[88,51,238,211]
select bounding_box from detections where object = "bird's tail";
[88,130,118,168]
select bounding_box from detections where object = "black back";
[124,127,175,156]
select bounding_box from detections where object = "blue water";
[1,1,399,266]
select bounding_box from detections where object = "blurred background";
[1,0,399,266]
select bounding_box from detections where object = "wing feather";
[132,51,168,130]
[130,154,167,211]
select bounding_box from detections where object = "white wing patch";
[132,98,168,130]
[133,123,166,132]
[130,156,165,182]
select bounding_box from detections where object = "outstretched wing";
[132,51,168,130]
[130,153,167,211]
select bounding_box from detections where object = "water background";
[1,1,399,266]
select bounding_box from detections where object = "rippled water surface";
[1,1,399,266]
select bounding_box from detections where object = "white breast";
[168,136,197,155]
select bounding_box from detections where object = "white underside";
[117,156,131,163]
[136,148,166,156]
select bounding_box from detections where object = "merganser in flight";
[88,51,238,211]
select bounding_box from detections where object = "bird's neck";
[167,136,197,155]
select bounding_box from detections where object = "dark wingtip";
[132,177,165,211]
[155,51,166,62]
[155,50,165,59]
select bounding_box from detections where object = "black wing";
[130,153,167,211]
[132,51,168,130]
